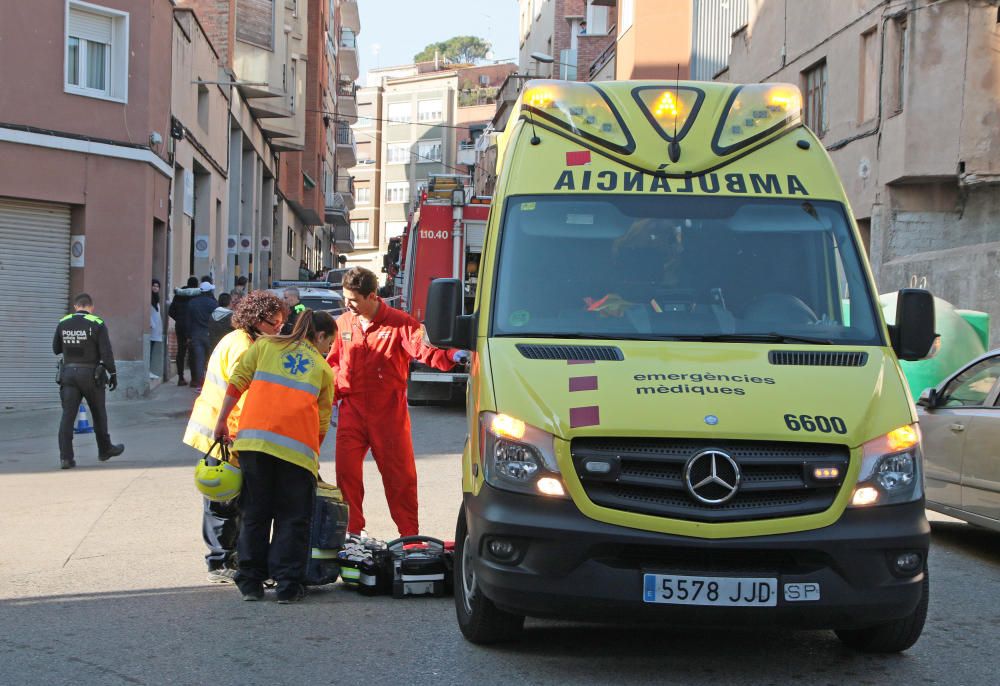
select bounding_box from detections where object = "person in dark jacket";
[186,280,219,391]
[168,276,199,385]
[208,293,235,351]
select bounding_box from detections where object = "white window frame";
[351,220,371,244]
[65,0,129,103]
[355,185,371,205]
[417,99,443,123]
[415,139,442,163]
[387,101,412,123]
[620,0,635,35]
[386,182,410,204]
[387,142,410,165]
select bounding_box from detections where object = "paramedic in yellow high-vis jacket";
[183,290,287,583]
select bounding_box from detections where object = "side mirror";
[889,289,936,361]
[917,387,938,409]
[425,278,474,349]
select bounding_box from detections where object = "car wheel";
[454,509,525,644]
[835,568,929,653]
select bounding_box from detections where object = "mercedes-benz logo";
[684,449,741,505]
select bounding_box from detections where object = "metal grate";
[768,350,869,367]
[572,437,849,523]
[515,344,624,361]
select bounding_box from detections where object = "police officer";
[53,293,125,470]
[281,287,306,335]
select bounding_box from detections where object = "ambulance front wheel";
[454,510,525,644]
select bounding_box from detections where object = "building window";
[289,58,298,113]
[803,60,828,137]
[858,28,878,123]
[891,17,908,113]
[620,0,635,34]
[385,221,407,239]
[286,227,294,257]
[416,140,442,163]
[387,142,410,164]
[351,220,371,244]
[197,83,210,131]
[387,101,411,123]
[386,182,409,204]
[418,99,443,122]
[65,1,129,102]
[235,0,274,50]
[355,185,371,205]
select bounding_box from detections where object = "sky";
[356,0,520,80]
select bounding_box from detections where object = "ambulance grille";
[515,344,624,361]
[768,350,868,367]
[571,437,849,523]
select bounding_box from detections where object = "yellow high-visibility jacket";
[183,329,253,460]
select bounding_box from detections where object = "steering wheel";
[744,293,819,325]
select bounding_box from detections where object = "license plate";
[643,573,778,607]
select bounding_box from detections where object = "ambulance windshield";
[492,195,882,345]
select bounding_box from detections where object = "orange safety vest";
[228,337,334,474]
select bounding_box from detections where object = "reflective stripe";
[253,370,320,396]
[205,368,227,390]
[188,419,214,438]
[311,548,341,560]
[236,428,318,462]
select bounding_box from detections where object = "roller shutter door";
[465,221,486,253]
[0,199,70,405]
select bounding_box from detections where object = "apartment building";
[721,0,1000,343]
[328,0,360,262]
[345,84,384,272]
[0,0,174,400]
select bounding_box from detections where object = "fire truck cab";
[396,175,490,404]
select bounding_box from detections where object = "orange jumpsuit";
[326,298,457,535]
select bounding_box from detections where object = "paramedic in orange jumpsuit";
[327,267,468,536]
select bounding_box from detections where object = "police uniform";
[53,310,123,468]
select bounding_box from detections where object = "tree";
[414,36,491,65]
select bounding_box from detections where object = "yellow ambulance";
[424,79,937,652]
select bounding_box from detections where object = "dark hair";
[151,279,161,309]
[235,276,248,286]
[186,276,199,288]
[74,293,93,308]
[200,274,213,285]
[281,309,335,347]
[232,290,286,335]
[342,266,378,296]
[218,293,232,308]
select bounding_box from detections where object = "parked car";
[918,349,1000,532]
[268,285,344,316]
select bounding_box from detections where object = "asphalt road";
[1,385,998,685]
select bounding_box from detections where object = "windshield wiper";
[684,332,834,345]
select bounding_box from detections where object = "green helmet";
[195,456,242,502]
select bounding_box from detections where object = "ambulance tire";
[834,568,929,653]
[454,510,524,644]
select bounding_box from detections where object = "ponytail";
[278,309,335,347]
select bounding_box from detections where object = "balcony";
[335,173,355,211]
[325,190,349,226]
[334,224,355,253]
[339,28,359,81]
[589,40,617,82]
[457,141,477,166]
[336,124,357,167]
[458,86,500,108]
[337,80,358,122]
[340,0,360,34]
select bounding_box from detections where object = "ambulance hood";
[487,339,913,448]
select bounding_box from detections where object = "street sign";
[194,234,210,258]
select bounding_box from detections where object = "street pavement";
[1,383,999,685]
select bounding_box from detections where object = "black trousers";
[58,366,112,460]
[236,451,315,592]
[203,496,241,569]
[175,329,195,380]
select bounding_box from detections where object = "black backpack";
[303,483,349,586]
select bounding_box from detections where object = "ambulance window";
[492,195,881,345]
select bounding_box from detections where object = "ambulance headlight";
[849,424,923,507]
[712,83,802,156]
[480,412,568,498]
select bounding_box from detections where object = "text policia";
[633,371,776,397]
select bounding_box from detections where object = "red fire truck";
[394,175,489,404]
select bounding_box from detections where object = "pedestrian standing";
[168,276,199,385]
[281,287,306,335]
[214,309,335,603]
[230,276,248,304]
[209,293,235,351]
[326,267,468,537]
[183,290,287,583]
[186,278,219,391]
[150,279,163,380]
[53,293,125,470]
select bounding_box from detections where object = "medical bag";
[387,536,454,598]
[338,537,393,596]
[304,482,349,586]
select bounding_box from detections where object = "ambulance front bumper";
[465,486,928,629]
